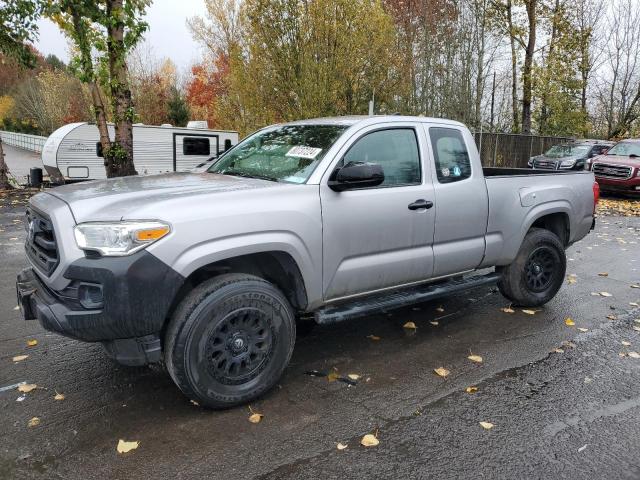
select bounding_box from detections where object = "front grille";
[25,208,59,276]
[533,159,558,170]
[592,162,632,179]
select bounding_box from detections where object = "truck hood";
[46,172,281,222]
[592,154,640,167]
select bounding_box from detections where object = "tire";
[164,273,296,409]
[497,228,566,307]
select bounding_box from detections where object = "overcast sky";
[34,0,207,72]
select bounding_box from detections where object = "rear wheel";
[165,273,296,408]
[498,228,566,307]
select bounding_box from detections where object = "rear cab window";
[428,127,472,183]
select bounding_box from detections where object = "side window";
[429,127,471,183]
[593,145,608,155]
[96,142,103,158]
[183,137,210,156]
[342,128,421,187]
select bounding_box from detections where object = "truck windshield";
[544,144,590,158]
[606,142,640,157]
[208,124,348,183]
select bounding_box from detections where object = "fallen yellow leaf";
[28,417,40,428]
[622,341,632,346]
[434,367,450,378]
[12,355,28,362]
[248,413,263,423]
[403,321,417,330]
[367,335,381,341]
[565,318,575,326]
[17,384,37,393]
[607,314,617,321]
[600,292,612,297]
[630,302,639,307]
[501,307,515,314]
[347,374,361,381]
[467,354,483,363]
[26,339,38,347]
[577,327,588,332]
[54,393,65,401]
[631,285,640,289]
[465,386,478,393]
[336,442,348,450]
[479,421,494,430]
[522,309,536,315]
[634,326,640,332]
[360,434,379,447]
[327,372,339,382]
[629,352,640,359]
[116,440,139,453]
[436,306,444,313]
[598,272,609,277]
[429,321,439,326]
[553,348,564,353]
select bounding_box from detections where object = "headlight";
[74,221,171,256]
[559,159,576,169]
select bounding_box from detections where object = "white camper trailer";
[42,122,239,182]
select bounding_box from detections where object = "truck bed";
[480,168,595,268]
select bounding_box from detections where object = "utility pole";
[490,71,496,132]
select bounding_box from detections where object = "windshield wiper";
[220,170,280,182]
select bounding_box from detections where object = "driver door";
[320,123,436,300]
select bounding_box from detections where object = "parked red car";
[586,139,640,196]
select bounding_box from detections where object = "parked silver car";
[17,116,599,408]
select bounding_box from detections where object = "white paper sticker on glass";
[285,146,323,159]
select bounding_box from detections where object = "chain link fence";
[472,132,574,168]
[0,130,48,153]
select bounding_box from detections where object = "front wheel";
[164,273,296,408]
[497,228,566,307]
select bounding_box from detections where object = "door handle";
[408,199,433,210]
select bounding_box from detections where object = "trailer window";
[429,127,472,183]
[183,137,210,156]
[96,142,103,158]
[224,139,232,151]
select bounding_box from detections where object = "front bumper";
[595,176,640,195]
[16,250,184,365]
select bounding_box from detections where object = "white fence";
[0,130,48,153]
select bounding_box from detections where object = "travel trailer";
[42,122,239,182]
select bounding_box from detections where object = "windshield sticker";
[285,146,323,159]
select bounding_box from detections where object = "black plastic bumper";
[16,251,184,365]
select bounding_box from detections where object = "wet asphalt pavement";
[1,190,640,480]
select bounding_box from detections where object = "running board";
[315,272,500,325]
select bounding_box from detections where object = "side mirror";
[328,161,384,192]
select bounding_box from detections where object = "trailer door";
[174,133,219,171]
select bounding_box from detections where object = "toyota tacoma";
[17,116,599,408]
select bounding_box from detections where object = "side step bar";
[315,272,500,325]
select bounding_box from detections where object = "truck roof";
[283,115,466,128]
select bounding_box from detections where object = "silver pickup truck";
[16,116,598,408]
